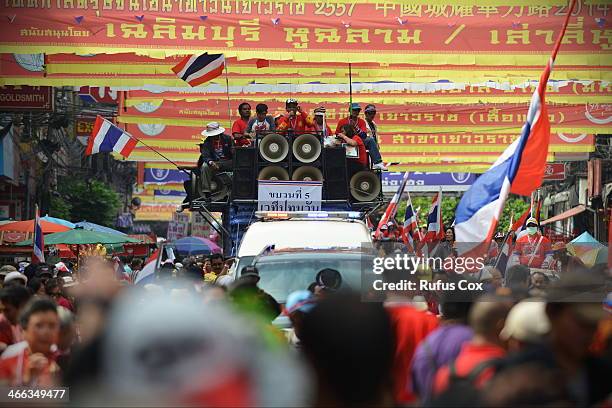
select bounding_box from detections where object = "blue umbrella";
[75,221,127,236]
[174,236,222,256]
[41,215,75,229]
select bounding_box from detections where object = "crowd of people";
[0,235,609,406]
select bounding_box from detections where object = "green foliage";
[53,179,121,227]
[49,195,71,220]
[394,194,529,233]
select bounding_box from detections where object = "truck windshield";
[254,253,369,303]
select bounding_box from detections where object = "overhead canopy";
[541,205,587,225]
[0,219,71,234]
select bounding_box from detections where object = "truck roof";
[237,219,371,258]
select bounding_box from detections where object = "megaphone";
[259,133,289,163]
[209,174,229,201]
[292,133,321,163]
[258,166,289,181]
[350,171,381,202]
[292,166,323,182]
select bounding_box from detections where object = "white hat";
[4,271,27,285]
[500,300,550,343]
[200,122,225,138]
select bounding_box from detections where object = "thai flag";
[402,193,418,251]
[172,53,225,87]
[425,190,444,242]
[86,116,138,158]
[455,3,575,256]
[134,248,159,285]
[375,172,410,239]
[32,205,45,264]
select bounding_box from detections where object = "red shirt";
[349,135,368,167]
[335,117,367,136]
[231,118,251,147]
[276,111,313,134]
[514,234,552,268]
[433,342,506,396]
[0,341,59,386]
[385,303,439,403]
[0,315,14,347]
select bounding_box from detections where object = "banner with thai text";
[258,180,322,211]
[1,1,610,65]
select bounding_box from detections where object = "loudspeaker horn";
[258,166,290,181]
[292,133,321,163]
[292,166,323,182]
[259,133,289,163]
[350,171,381,202]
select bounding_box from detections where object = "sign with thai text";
[258,180,322,211]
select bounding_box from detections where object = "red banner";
[118,99,612,133]
[1,1,609,63]
[0,85,53,111]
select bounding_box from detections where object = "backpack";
[447,358,503,390]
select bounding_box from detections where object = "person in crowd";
[335,103,387,170]
[229,267,280,323]
[491,272,611,406]
[35,265,53,286]
[335,124,367,179]
[246,103,275,136]
[513,217,553,268]
[313,268,343,297]
[27,277,46,297]
[55,306,76,372]
[0,286,31,350]
[432,227,456,259]
[505,264,531,296]
[204,253,226,283]
[196,121,234,201]
[412,280,474,402]
[0,265,17,287]
[231,102,252,147]
[300,293,395,407]
[529,271,550,293]
[486,232,505,262]
[551,241,584,275]
[3,271,27,287]
[45,278,74,312]
[276,98,313,134]
[312,106,332,136]
[432,295,513,396]
[382,267,439,403]
[477,266,504,292]
[0,298,60,386]
[283,290,316,350]
[129,258,144,282]
[499,299,550,353]
[363,104,379,144]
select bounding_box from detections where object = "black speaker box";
[232,148,256,199]
[322,147,349,200]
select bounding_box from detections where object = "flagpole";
[224,62,232,130]
[348,63,353,110]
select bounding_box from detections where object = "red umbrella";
[0,219,71,233]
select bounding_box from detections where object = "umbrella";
[41,215,76,229]
[74,221,127,236]
[17,229,140,246]
[567,232,608,267]
[174,236,222,255]
[0,219,71,234]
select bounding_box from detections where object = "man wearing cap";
[335,103,387,170]
[283,290,316,349]
[512,217,553,269]
[197,122,234,200]
[364,103,380,144]
[276,99,313,134]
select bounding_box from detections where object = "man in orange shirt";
[0,298,60,386]
[512,217,553,269]
[276,99,313,135]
